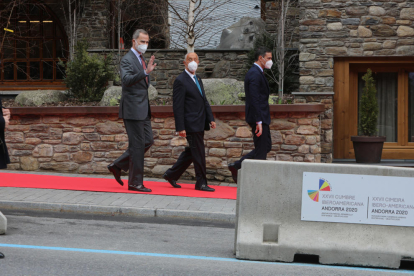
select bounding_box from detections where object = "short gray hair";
[133,29,149,40]
[184,52,198,60]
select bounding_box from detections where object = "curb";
[0,201,235,224]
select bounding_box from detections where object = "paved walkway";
[0,171,237,223]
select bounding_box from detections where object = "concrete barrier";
[235,160,414,268]
[0,211,6,234]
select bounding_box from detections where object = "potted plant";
[351,69,386,163]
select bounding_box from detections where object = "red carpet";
[0,173,237,200]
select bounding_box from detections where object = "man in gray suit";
[108,29,157,192]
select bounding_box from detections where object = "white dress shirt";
[254,62,263,72]
[185,69,196,82]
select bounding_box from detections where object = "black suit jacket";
[119,50,151,120]
[173,71,214,133]
[0,98,10,169]
[245,65,271,125]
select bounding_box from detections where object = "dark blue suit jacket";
[173,71,214,133]
[245,65,271,125]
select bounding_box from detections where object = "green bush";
[359,69,379,136]
[246,33,299,95]
[60,40,115,101]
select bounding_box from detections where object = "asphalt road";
[0,211,413,276]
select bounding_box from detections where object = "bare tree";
[266,0,299,99]
[60,0,89,61]
[0,1,17,51]
[167,0,232,53]
[0,0,60,80]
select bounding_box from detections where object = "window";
[0,4,68,84]
[334,58,414,159]
[358,72,398,142]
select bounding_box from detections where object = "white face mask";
[265,60,273,69]
[136,43,148,54]
[188,61,198,73]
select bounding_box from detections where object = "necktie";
[193,76,203,97]
[140,55,148,85]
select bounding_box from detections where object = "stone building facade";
[38,0,112,49]
[261,0,414,162]
[296,0,414,162]
[299,0,414,93]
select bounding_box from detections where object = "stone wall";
[293,93,333,163]
[298,0,414,93]
[5,106,323,183]
[297,0,414,162]
[76,0,111,49]
[91,49,250,97]
[44,0,111,49]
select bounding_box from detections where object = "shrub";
[246,33,299,95]
[359,69,379,136]
[60,40,115,101]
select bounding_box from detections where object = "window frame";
[0,3,68,86]
[334,57,414,160]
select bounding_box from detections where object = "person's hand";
[145,55,157,74]
[2,108,10,117]
[179,130,186,138]
[255,123,262,137]
[210,121,216,129]
[4,115,10,128]
[2,108,10,128]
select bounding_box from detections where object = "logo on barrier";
[307,178,331,202]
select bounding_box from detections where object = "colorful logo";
[307,178,331,202]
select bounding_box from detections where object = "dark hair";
[254,46,271,61]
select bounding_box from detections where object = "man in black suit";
[107,29,157,192]
[228,47,273,183]
[1,99,10,259]
[0,99,10,170]
[163,52,216,192]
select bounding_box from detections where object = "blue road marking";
[0,243,413,274]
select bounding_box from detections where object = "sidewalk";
[0,171,237,223]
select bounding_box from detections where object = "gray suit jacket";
[119,50,151,120]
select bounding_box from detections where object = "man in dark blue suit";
[163,52,216,192]
[228,47,273,183]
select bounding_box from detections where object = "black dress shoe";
[163,173,181,188]
[0,252,4,258]
[195,185,215,192]
[228,163,238,184]
[107,163,124,186]
[128,185,152,193]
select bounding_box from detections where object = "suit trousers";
[234,123,272,170]
[165,131,207,187]
[114,118,153,186]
